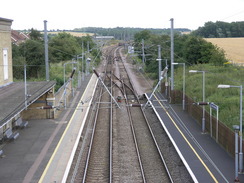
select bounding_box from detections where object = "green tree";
[209,47,227,66]
[12,29,45,79]
[29,28,43,40]
[18,39,45,78]
[49,32,81,62]
[133,31,228,76]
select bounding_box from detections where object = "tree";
[209,47,227,66]
[29,28,43,40]
[19,39,45,78]
[12,29,45,79]
[133,31,227,77]
[192,21,244,38]
[49,32,81,62]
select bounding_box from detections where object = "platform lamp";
[189,70,206,133]
[218,84,243,172]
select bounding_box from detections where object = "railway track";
[114,47,173,182]
[67,45,193,183]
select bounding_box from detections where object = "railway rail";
[67,45,193,183]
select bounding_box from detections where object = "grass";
[205,38,244,64]
[174,64,244,129]
[50,61,85,91]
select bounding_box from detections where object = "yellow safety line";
[154,94,218,183]
[38,76,94,183]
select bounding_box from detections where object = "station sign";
[210,102,218,111]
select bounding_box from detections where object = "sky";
[2,0,244,31]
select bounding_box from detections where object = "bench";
[4,128,19,141]
[15,118,28,129]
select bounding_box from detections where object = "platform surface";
[146,92,244,183]
[0,75,93,183]
[39,74,97,183]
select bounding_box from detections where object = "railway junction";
[0,45,243,183]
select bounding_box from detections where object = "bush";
[174,64,243,129]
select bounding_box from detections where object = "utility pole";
[82,41,84,81]
[170,18,174,90]
[142,39,145,64]
[157,45,162,92]
[87,41,89,53]
[44,20,49,81]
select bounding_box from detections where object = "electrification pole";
[44,20,49,81]
[157,45,162,92]
[87,41,89,53]
[142,39,145,64]
[170,18,174,90]
[82,41,84,81]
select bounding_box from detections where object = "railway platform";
[146,92,244,183]
[0,74,95,183]
[38,74,98,183]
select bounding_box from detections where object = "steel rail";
[105,74,125,95]
[81,70,104,183]
[109,49,115,183]
[82,47,115,182]
[111,72,135,95]
[118,55,146,183]
[118,46,174,182]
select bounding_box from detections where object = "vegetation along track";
[67,45,193,183]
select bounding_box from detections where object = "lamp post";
[189,70,206,133]
[218,84,243,172]
[173,63,185,110]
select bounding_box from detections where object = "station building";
[0,17,56,142]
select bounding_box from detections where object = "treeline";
[192,21,244,38]
[133,30,227,78]
[12,29,100,80]
[74,27,191,40]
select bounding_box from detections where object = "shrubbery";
[133,31,227,80]
[12,29,101,91]
[174,64,244,129]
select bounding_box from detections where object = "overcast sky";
[2,0,244,31]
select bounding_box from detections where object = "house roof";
[11,30,29,44]
[0,81,56,127]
